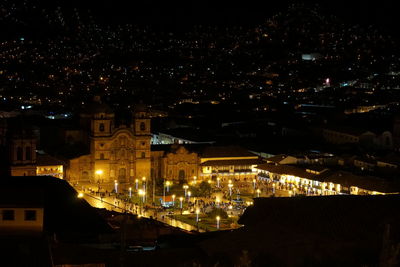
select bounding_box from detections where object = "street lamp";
[228,183,233,198]
[138,189,145,215]
[193,176,197,185]
[179,196,183,209]
[135,179,139,190]
[95,169,103,183]
[142,177,146,202]
[253,178,256,190]
[114,180,118,193]
[216,197,220,208]
[183,185,189,197]
[196,208,200,223]
[166,181,171,192]
[129,187,132,198]
[187,191,191,202]
[172,194,176,207]
[216,216,220,230]
[256,188,261,197]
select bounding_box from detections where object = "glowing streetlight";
[166,181,171,192]
[187,191,191,202]
[142,177,146,202]
[138,189,145,215]
[138,189,145,202]
[193,176,197,185]
[252,178,256,190]
[196,208,200,222]
[228,183,233,197]
[114,180,118,193]
[179,196,183,209]
[216,197,220,208]
[256,188,261,197]
[172,194,176,206]
[129,187,132,198]
[216,216,220,230]
[183,185,189,197]
[135,179,139,190]
[95,169,103,182]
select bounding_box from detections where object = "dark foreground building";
[196,195,400,266]
[0,176,113,266]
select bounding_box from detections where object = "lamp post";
[172,194,176,207]
[216,216,220,230]
[183,185,188,197]
[179,197,183,209]
[129,187,132,198]
[193,176,197,185]
[187,191,191,202]
[114,180,118,194]
[253,178,256,190]
[256,188,261,198]
[196,209,200,230]
[135,179,139,190]
[95,169,103,183]
[216,197,220,208]
[142,177,146,202]
[166,181,171,193]
[138,189,145,215]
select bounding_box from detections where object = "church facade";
[68,97,151,188]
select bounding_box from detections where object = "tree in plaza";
[192,181,212,198]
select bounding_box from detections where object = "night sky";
[13,0,397,30]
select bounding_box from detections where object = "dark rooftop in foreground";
[0,176,113,241]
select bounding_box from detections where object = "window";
[2,210,15,220]
[26,146,31,160]
[141,152,145,158]
[99,123,105,132]
[140,122,146,131]
[100,153,104,160]
[17,147,23,161]
[24,210,36,221]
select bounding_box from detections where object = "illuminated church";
[68,96,151,187]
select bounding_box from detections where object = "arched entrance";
[118,168,126,183]
[82,171,89,181]
[178,169,185,184]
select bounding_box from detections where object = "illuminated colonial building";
[256,163,400,195]
[151,145,263,184]
[68,97,151,188]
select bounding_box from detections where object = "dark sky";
[83,0,397,32]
